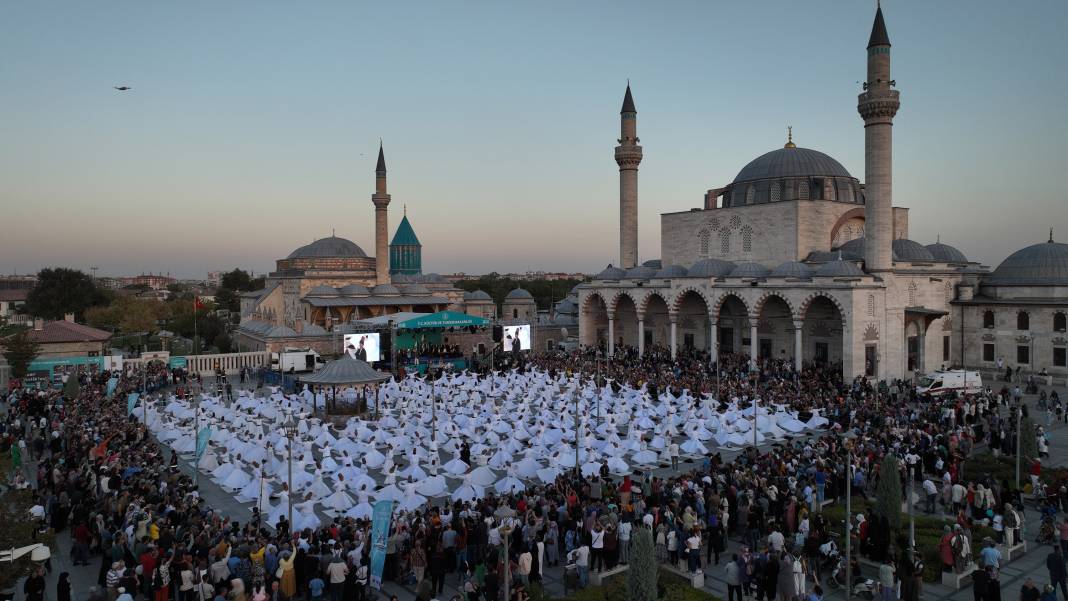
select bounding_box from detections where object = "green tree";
[627,526,657,601]
[0,488,55,590]
[874,453,903,531]
[62,373,80,399]
[24,268,110,320]
[1021,415,1038,462]
[216,268,263,312]
[1,331,41,378]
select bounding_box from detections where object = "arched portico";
[755,294,797,367]
[799,294,845,368]
[580,292,610,349]
[714,293,752,367]
[673,289,712,360]
[612,293,640,354]
[641,292,671,357]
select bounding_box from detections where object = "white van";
[916,370,982,397]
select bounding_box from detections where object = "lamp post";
[1015,405,1023,489]
[908,463,915,548]
[844,438,853,601]
[193,394,201,486]
[500,523,514,601]
[283,416,298,533]
[575,391,581,475]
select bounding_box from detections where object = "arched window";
[745,185,755,205]
[1017,311,1030,331]
[513,308,519,319]
[719,230,730,255]
[1056,312,1067,332]
[982,310,995,329]
[770,182,781,202]
[798,180,809,200]
[699,229,710,256]
[843,225,853,241]
[741,225,753,253]
[867,294,875,317]
[907,282,917,306]
[945,282,954,302]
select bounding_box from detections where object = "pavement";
[10,377,1068,600]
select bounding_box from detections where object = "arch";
[580,291,610,348]
[673,289,712,354]
[755,293,795,361]
[638,290,673,317]
[669,287,714,314]
[1017,311,1030,331]
[613,293,640,350]
[714,292,751,356]
[1056,311,1067,333]
[712,292,753,319]
[580,291,610,314]
[607,290,641,316]
[828,207,867,248]
[797,292,847,322]
[751,291,798,318]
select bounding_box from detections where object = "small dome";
[555,298,577,313]
[302,323,328,335]
[463,290,493,301]
[926,242,968,263]
[770,261,813,278]
[337,284,369,296]
[688,259,736,278]
[506,288,534,300]
[988,240,1068,285]
[307,285,339,297]
[654,264,688,278]
[371,284,401,296]
[729,262,770,278]
[837,237,867,256]
[595,265,626,280]
[401,284,431,295]
[733,147,852,184]
[892,239,936,262]
[287,236,367,259]
[624,266,658,279]
[815,260,865,277]
[642,259,662,269]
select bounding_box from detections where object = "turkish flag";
[193,297,204,310]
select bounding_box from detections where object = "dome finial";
[784,125,796,149]
[1051,227,1055,243]
[937,233,941,244]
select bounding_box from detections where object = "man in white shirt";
[768,529,785,553]
[669,442,680,471]
[923,478,938,514]
[569,543,590,588]
[618,522,632,564]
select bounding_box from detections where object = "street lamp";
[283,415,299,533]
[499,522,514,601]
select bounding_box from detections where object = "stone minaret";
[615,83,642,270]
[857,5,899,272]
[372,142,391,284]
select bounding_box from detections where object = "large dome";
[988,240,1068,285]
[733,147,852,183]
[287,236,367,259]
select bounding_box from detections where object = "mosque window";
[811,178,824,200]
[843,225,853,242]
[1055,346,1066,368]
[730,215,742,229]
[1055,312,1066,332]
[798,179,809,200]
[840,182,854,203]
[907,282,917,306]
[1017,311,1030,331]
[867,295,875,317]
[770,182,781,202]
[741,225,753,252]
[699,229,711,256]
[982,311,995,329]
[745,186,755,205]
[720,230,731,255]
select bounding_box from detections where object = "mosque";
[578,6,1068,381]
[235,145,534,352]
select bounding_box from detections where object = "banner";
[195,426,212,460]
[127,393,140,416]
[106,377,119,398]
[369,500,394,590]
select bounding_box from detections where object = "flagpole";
[193,297,199,356]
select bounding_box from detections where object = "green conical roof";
[390,215,421,246]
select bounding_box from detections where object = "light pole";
[283,416,298,533]
[908,463,915,548]
[1015,405,1023,488]
[193,395,201,486]
[844,439,853,601]
[574,392,581,475]
[500,523,514,601]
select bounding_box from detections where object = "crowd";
[1,345,1064,601]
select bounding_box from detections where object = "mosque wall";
[957,302,1068,377]
[797,202,869,261]
[661,203,799,268]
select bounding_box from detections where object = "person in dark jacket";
[1048,547,1067,599]
[57,572,72,601]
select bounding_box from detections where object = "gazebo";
[300,355,390,413]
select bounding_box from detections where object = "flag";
[11,444,21,469]
[193,297,204,311]
[369,500,394,590]
[195,426,212,459]
[127,392,140,416]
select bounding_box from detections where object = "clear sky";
[2,1,1065,278]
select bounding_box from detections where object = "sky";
[2,1,1066,279]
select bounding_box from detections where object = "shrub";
[628,526,657,601]
[874,454,903,531]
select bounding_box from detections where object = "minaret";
[372,141,391,284]
[615,83,642,270]
[857,5,899,272]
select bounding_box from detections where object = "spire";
[375,140,386,174]
[784,125,796,149]
[867,5,891,49]
[620,82,636,114]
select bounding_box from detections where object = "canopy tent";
[395,310,490,330]
[300,355,390,386]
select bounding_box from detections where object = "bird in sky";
[114,86,132,91]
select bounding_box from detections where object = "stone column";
[608,316,615,357]
[669,313,678,359]
[749,316,759,371]
[709,319,718,366]
[915,319,926,376]
[637,316,645,358]
[793,318,804,372]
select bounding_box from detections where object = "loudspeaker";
[492,325,503,342]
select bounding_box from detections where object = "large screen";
[502,324,531,352]
[343,333,382,362]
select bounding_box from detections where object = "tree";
[1,330,41,378]
[873,453,903,531]
[0,488,55,590]
[1021,415,1038,462]
[216,268,263,312]
[24,268,110,320]
[627,526,657,601]
[62,373,80,399]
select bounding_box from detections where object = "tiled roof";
[22,321,111,343]
[0,289,29,302]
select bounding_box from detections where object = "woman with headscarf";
[278,548,297,599]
